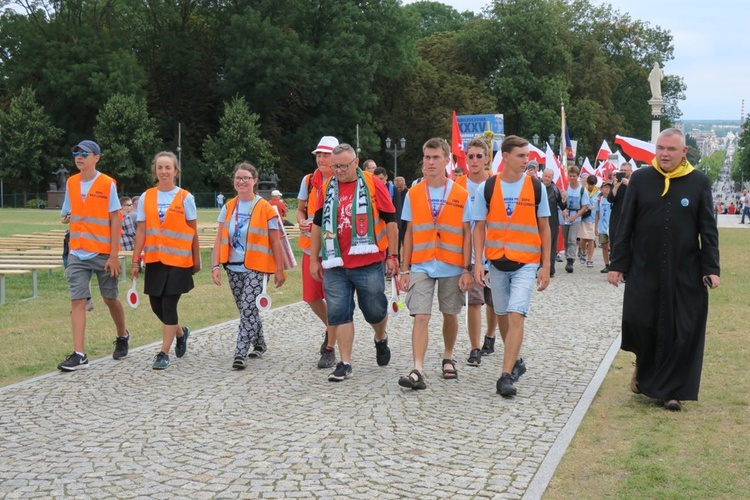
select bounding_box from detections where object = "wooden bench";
[0,264,64,302]
[0,269,31,305]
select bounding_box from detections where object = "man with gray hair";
[608,128,720,412]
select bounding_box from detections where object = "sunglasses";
[72,151,95,158]
[467,153,485,160]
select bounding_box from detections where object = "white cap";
[312,136,339,154]
[271,190,282,197]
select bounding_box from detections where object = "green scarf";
[321,168,379,269]
[651,157,695,196]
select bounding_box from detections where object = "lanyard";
[426,181,449,226]
[233,196,258,243]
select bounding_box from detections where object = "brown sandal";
[398,369,427,390]
[442,359,458,380]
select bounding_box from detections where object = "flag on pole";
[596,140,612,162]
[560,104,567,169]
[451,110,467,174]
[545,143,567,190]
[596,160,617,182]
[614,135,656,163]
[528,143,545,165]
[581,157,596,178]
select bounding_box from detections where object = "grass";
[0,208,303,386]
[545,229,750,498]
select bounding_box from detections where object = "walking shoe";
[328,362,352,382]
[175,327,190,358]
[152,352,170,370]
[232,355,247,370]
[375,336,391,366]
[467,348,482,366]
[58,352,89,371]
[586,260,594,268]
[556,253,563,263]
[319,330,329,355]
[496,372,517,397]
[579,254,586,264]
[112,332,130,360]
[248,343,267,358]
[600,265,609,273]
[318,347,336,369]
[511,358,527,381]
[577,248,584,259]
[480,336,496,356]
[85,298,94,312]
[565,259,574,273]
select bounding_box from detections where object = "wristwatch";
[463,264,473,273]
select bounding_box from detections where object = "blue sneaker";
[152,352,170,370]
[175,327,190,358]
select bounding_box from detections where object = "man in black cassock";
[607,128,720,412]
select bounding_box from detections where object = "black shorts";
[144,261,194,296]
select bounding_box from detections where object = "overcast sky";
[404,0,749,120]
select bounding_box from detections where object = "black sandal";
[398,369,426,390]
[442,359,458,380]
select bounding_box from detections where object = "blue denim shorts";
[323,262,387,326]
[488,263,538,316]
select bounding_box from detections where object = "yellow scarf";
[651,157,694,196]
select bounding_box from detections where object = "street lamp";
[532,134,539,146]
[548,134,555,147]
[385,137,406,179]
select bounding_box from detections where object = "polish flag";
[491,154,504,174]
[596,160,617,182]
[614,135,656,163]
[545,143,567,190]
[529,143,545,164]
[596,140,612,161]
[581,157,596,178]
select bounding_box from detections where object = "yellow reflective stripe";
[70,232,110,244]
[435,223,462,235]
[436,241,462,253]
[505,242,540,253]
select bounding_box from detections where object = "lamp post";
[532,134,539,146]
[548,134,555,147]
[385,137,406,179]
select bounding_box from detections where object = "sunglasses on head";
[72,151,94,158]
[467,153,484,160]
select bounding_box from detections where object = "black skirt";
[143,261,194,296]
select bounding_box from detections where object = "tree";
[93,94,161,194]
[0,87,63,196]
[402,1,475,39]
[202,96,277,188]
[734,118,750,187]
[697,149,725,184]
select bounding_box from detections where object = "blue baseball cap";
[72,140,101,155]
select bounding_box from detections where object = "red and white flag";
[545,143,567,190]
[529,143,545,165]
[581,157,596,178]
[451,110,467,176]
[596,140,612,162]
[614,135,656,163]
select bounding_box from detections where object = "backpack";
[483,175,543,272]
[581,187,592,219]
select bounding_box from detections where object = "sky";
[403,0,750,121]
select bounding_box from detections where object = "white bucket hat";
[312,136,339,154]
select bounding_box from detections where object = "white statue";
[648,62,664,100]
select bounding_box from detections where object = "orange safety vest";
[68,172,117,255]
[219,196,278,274]
[321,171,389,252]
[143,187,195,268]
[409,180,468,267]
[454,175,467,189]
[298,173,319,251]
[485,175,541,264]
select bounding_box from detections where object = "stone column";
[649,98,665,144]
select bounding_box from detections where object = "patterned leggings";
[227,269,266,357]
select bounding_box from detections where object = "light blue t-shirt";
[402,179,472,278]
[217,196,280,273]
[61,171,122,260]
[582,188,597,223]
[562,185,590,225]
[136,187,197,224]
[597,195,612,235]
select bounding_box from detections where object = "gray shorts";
[598,233,609,245]
[66,254,120,300]
[405,272,463,316]
[467,273,493,307]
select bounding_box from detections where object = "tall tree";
[0,87,63,195]
[93,94,162,194]
[201,96,277,189]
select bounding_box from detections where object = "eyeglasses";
[72,151,94,158]
[234,176,255,183]
[331,158,357,171]
[467,153,485,160]
[123,203,133,207]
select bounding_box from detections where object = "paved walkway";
[0,252,626,499]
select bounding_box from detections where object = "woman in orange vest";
[211,162,286,370]
[131,151,200,370]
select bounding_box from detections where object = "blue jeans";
[323,262,387,326]
[742,206,750,223]
[488,263,538,317]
